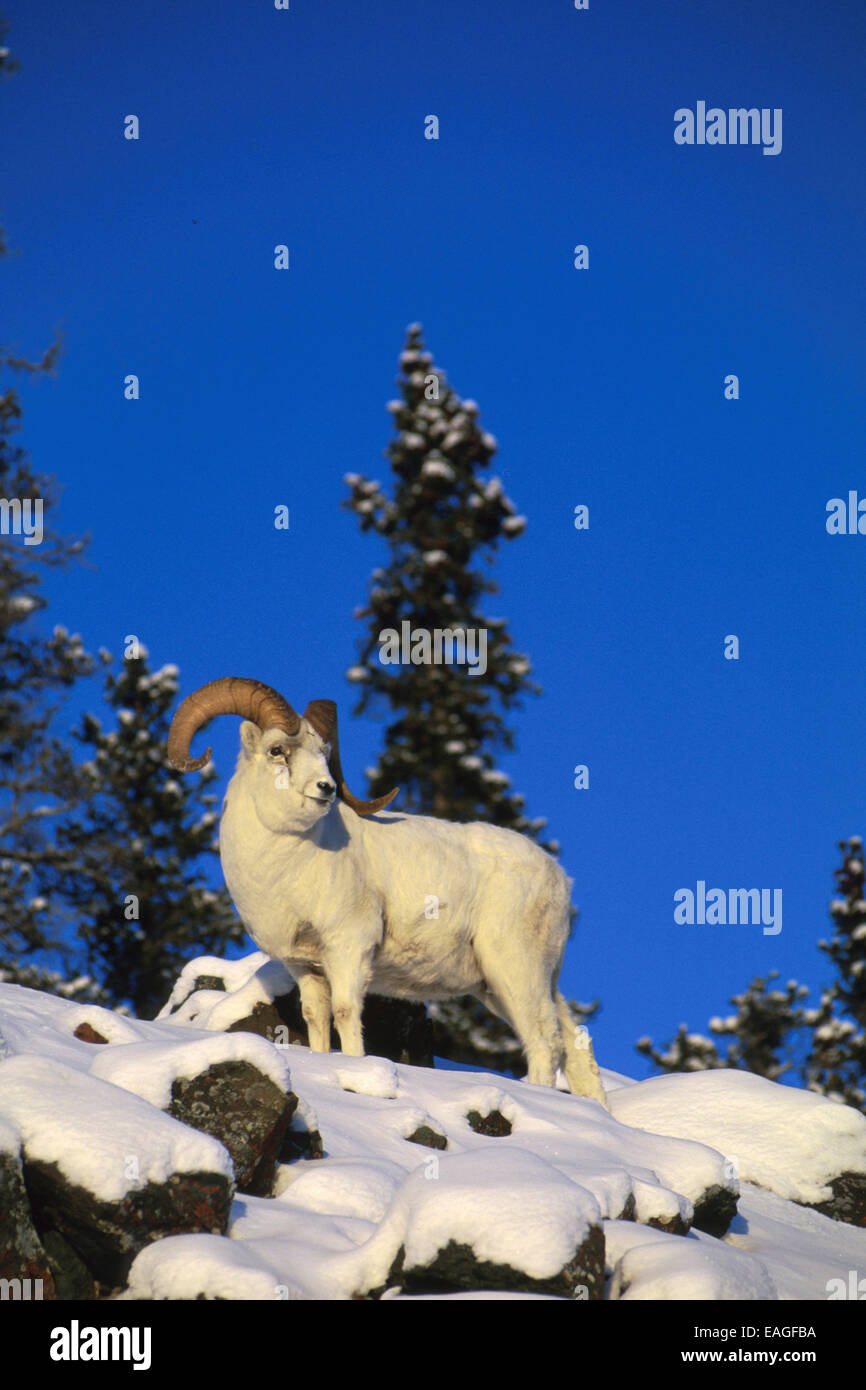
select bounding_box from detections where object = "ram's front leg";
[293,967,332,1053]
[323,947,374,1057]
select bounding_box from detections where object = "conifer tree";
[345,325,593,1071]
[0,29,239,1011]
[637,839,866,1112]
[0,386,95,980]
[0,114,94,987]
[803,837,866,1109]
[635,1023,724,1075]
[55,650,243,1017]
[636,974,808,1081]
[344,323,551,839]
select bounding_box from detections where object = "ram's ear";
[240,721,261,757]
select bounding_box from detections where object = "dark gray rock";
[41,1229,95,1300]
[168,1060,296,1197]
[215,978,434,1068]
[0,1148,56,1298]
[226,999,305,1047]
[691,1184,739,1238]
[613,1184,737,1237]
[405,1125,447,1150]
[805,1170,866,1227]
[278,1120,325,1163]
[23,1158,232,1289]
[380,1224,605,1300]
[466,1109,512,1137]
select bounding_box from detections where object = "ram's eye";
[269,745,285,758]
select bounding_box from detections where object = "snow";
[117,1234,293,1301]
[605,1218,778,1301]
[420,459,455,480]
[1,971,865,1300]
[155,950,291,1022]
[66,1006,144,1046]
[0,1054,233,1200]
[274,1156,403,1222]
[89,1033,292,1108]
[367,1148,599,1281]
[335,1057,399,1098]
[7,595,38,615]
[0,1111,21,1158]
[610,1069,866,1204]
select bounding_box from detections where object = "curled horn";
[168,677,302,773]
[303,699,399,817]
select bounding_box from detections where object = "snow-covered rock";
[611,1069,866,1214]
[1,974,865,1300]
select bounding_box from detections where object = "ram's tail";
[555,991,609,1110]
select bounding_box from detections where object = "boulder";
[0,1141,56,1298]
[24,1158,232,1290]
[807,1171,866,1227]
[168,1060,297,1197]
[466,1109,512,1137]
[385,1226,605,1299]
[226,987,435,1068]
[357,1148,605,1300]
[73,1023,108,1045]
[0,1055,235,1292]
[405,1125,448,1150]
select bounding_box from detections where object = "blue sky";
[3,0,865,1077]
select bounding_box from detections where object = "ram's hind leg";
[555,992,608,1108]
[475,958,562,1089]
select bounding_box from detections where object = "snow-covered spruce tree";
[344,324,596,1074]
[345,323,544,834]
[0,17,19,84]
[0,351,99,992]
[635,1025,724,1075]
[803,837,866,1110]
[54,650,243,1018]
[636,974,808,1081]
[0,29,105,1000]
[638,840,866,1107]
[708,974,808,1082]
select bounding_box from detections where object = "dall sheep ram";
[168,676,607,1106]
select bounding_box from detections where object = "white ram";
[168,677,607,1106]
